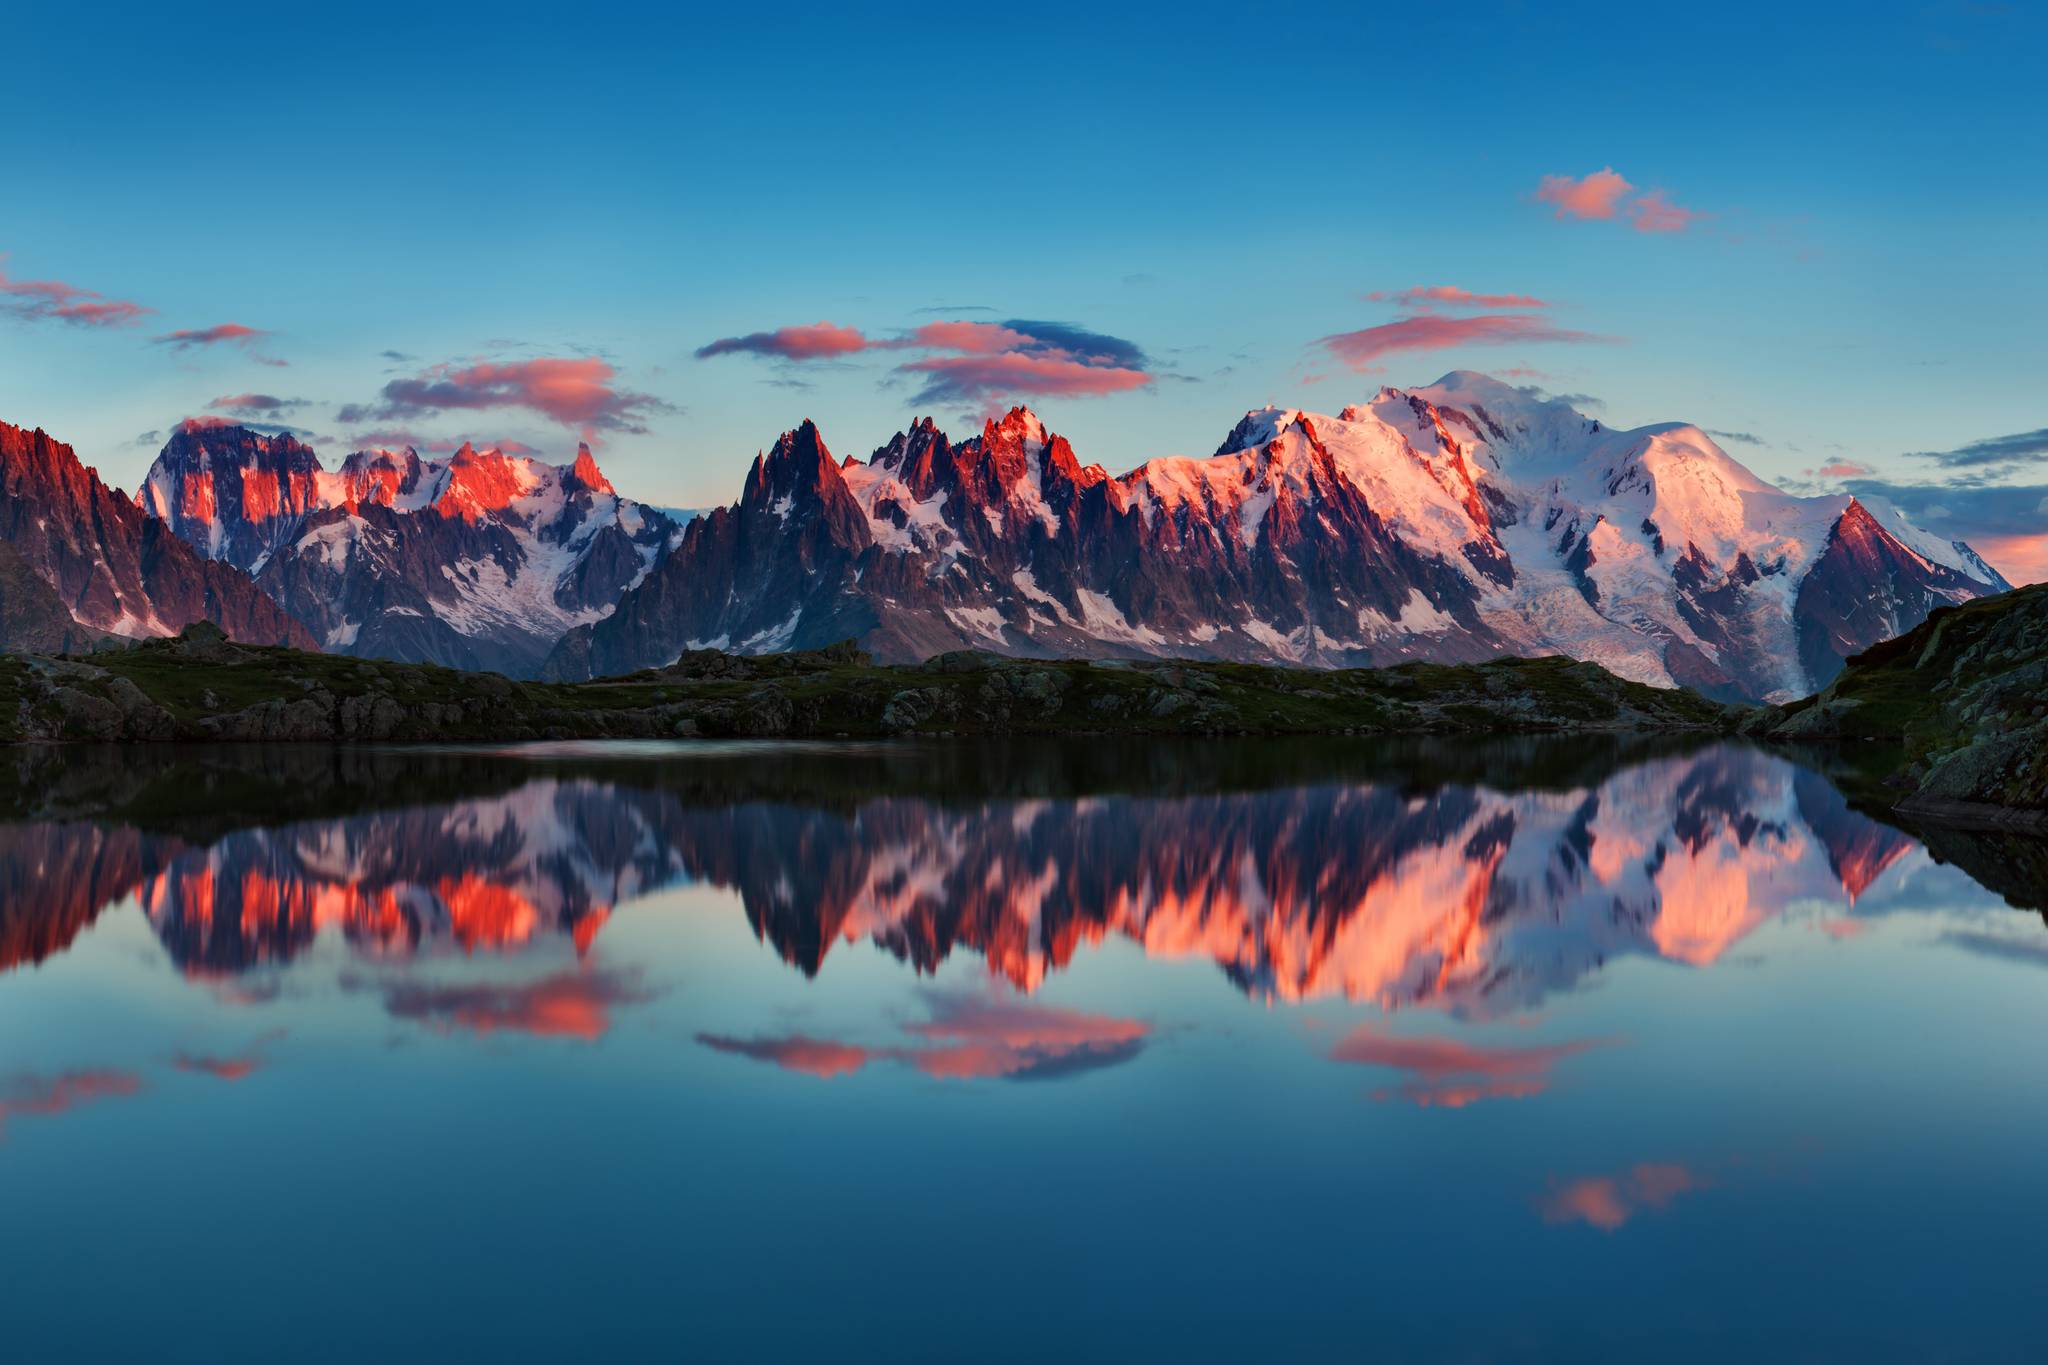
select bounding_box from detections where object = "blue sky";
[3,1,2043,573]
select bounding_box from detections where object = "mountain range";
[140,420,682,675]
[543,373,2008,702]
[0,373,2013,701]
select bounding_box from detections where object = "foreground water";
[2,738,2045,1363]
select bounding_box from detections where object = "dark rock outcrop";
[0,420,315,650]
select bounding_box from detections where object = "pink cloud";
[1535,167,1634,220]
[696,316,1156,408]
[1367,286,1549,310]
[897,351,1153,405]
[208,393,297,415]
[341,357,673,441]
[1330,1024,1609,1107]
[1814,460,1874,479]
[694,322,872,360]
[1973,532,2048,586]
[899,320,1034,353]
[1628,189,1707,234]
[154,322,267,350]
[1538,1162,1705,1231]
[0,267,151,328]
[1320,313,1607,370]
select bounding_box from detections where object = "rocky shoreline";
[1748,582,2048,823]
[0,622,1735,745]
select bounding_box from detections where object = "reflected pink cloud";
[906,991,1150,1079]
[1330,1023,1609,1107]
[1539,1162,1705,1230]
[698,989,1150,1082]
[0,1069,145,1135]
[696,1034,874,1078]
[362,966,655,1042]
[172,1053,261,1081]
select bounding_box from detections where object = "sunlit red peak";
[569,443,614,496]
[987,405,1048,446]
[434,442,537,522]
[338,447,423,509]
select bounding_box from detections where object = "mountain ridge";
[542,373,2008,701]
[0,419,315,652]
[142,422,682,675]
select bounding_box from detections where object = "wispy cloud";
[0,264,151,328]
[1366,286,1549,310]
[154,322,265,349]
[207,392,301,416]
[896,352,1151,406]
[1627,189,1708,233]
[339,357,674,443]
[694,316,1156,407]
[694,322,871,361]
[1319,313,1607,371]
[1908,426,2048,470]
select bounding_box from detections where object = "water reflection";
[5,738,2048,1362]
[2,740,2039,1016]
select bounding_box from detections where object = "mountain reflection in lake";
[2,738,2044,1363]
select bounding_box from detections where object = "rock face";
[1756,580,2048,819]
[0,420,315,650]
[143,423,683,676]
[543,374,2007,701]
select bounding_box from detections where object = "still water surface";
[3,739,2045,1362]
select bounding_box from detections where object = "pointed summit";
[569,443,614,496]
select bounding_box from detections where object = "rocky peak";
[2,421,106,511]
[744,421,848,512]
[433,444,534,523]
[338,447,426,509]
[158,421,320,472]
[869,417,957,502]
[568,443,614,496]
